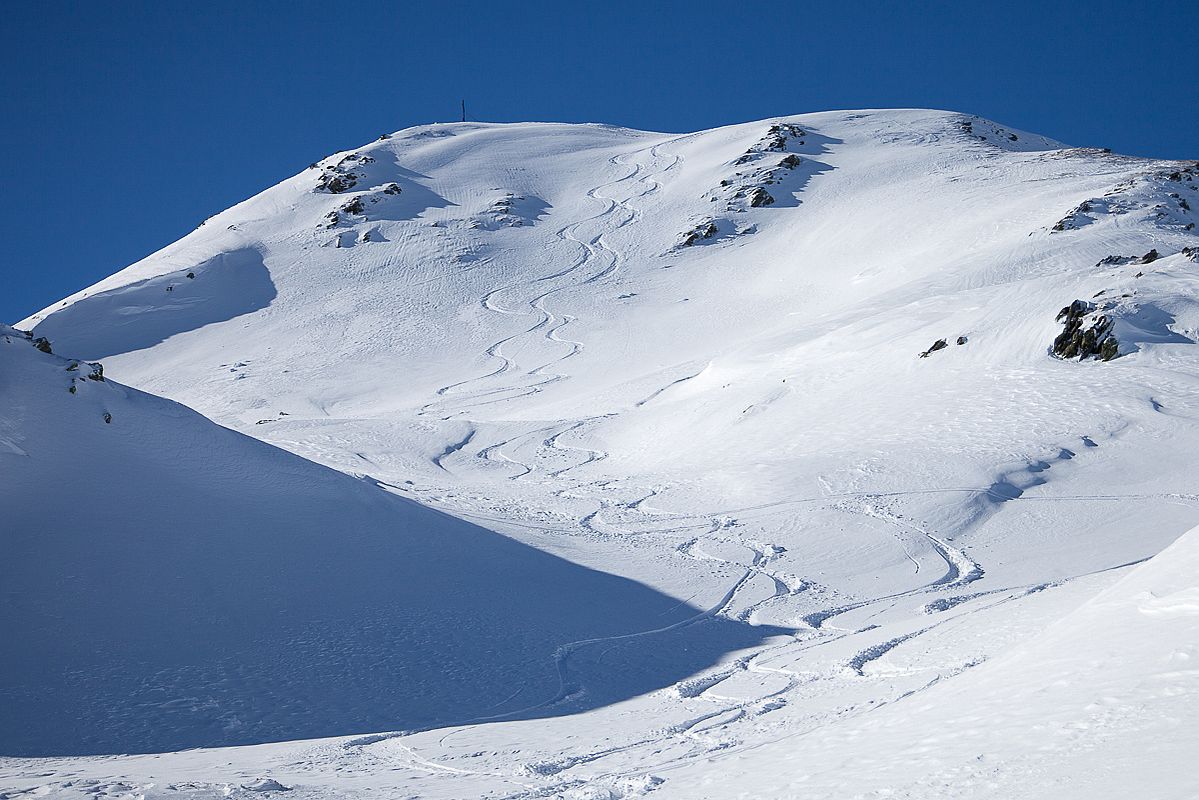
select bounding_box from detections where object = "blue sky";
[3,0,1197,324]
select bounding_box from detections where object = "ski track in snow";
[404,136,968,777]
[402,471,1199,796]
[422,143,680,422]
[419,139,688,491]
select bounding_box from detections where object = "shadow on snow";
[30,247,276,360]
[0,390,788,756]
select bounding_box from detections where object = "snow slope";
[5,109,1199,797]
[5,523,1195,798]
[0,327,779,757]
[661,521,1199,799]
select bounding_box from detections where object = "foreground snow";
[3,109,1198,797]
[4,525,1196,798]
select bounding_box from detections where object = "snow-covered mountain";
[4,109,1199,798]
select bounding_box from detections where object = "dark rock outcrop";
[679,219,720,247]
[1052,200,1092,232]
[317,173,357,194]
[762,123,805,152]
[315,153,374,194]
[919,339,948,358]
[1053,300,1119,361]
[747,187,775,208]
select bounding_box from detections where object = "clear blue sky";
[3,0,1197,324]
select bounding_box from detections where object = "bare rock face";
[1053,300,1119,361]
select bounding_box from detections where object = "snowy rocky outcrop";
[1053,299,1120,360]
[321,183,405,230]
[313,152,375,194]
[710,123,808,212]
[676,218,721,247]
[469,190,548,230]
[953,114,1060,149]
[676,122,833,248]
[1052,161,1198,233]
[2,326,106,395]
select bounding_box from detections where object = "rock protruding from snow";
[314,153,374,194]
[715,123,808,212]
[683,121,833,246]
[678,218,720,247]
[919,339,949,358]
[1052,162,1199,233]
[1053,300,1119,361]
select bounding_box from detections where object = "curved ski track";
[421,139,685,488]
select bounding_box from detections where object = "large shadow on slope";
[31,247,275,359]
[353,153,456,222]
[0,386,788,757]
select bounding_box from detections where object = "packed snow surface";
[4,109,1199,798]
